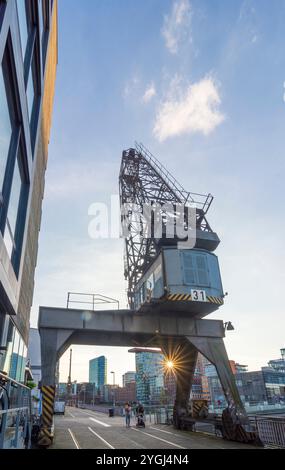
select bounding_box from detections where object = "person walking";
[125,402,131,428]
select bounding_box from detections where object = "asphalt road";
[50,406,256,450]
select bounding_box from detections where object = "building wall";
[122,371,136,387]
[16,0,58,345]
[0,0,58,380]
[114,382,136,404]
[205,365,285,406]
[27,327,41,385]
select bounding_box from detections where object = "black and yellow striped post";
[38,385,55,447]
[191,399,209,419]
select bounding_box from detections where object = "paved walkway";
[50,407,258,450]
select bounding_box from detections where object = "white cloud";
[162,0,192,54]
[237,1,259,46]
[153,75,225,142]
[142,82,156,104]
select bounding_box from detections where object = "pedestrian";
[136,402,145,428]
[125,402,131,428]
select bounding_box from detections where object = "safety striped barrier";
[192,400,209,419]
[38,385,55,447]
[167,293,223,305]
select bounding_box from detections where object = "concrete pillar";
[40,329,58,387]
[38,328,74,446]
[38,329,58,447]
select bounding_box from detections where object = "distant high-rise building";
[129,348,164,405]
[268,347,285,373]
[122,371,136,387]
[205,351,285,407]
[27,328,41,386]
[164,370,176,404]
[89,356,107,390]
[229,361,248,375]
[196,353,211,401]
[0,0,58,383]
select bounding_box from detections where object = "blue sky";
[30,0,285,385]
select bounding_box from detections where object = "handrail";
[66,292,120,310]
[0,372,31,391]
[0,373,32,449]
[0,407,30,416]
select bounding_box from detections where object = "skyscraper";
[122,371,136,387]
[0,0,58,382]
[89,356,107,391]
[129,348,165,405]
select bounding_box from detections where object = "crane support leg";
[160,338,198,429]
[186,336,246,416]
[186,336,262,444]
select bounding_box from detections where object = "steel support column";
[186,336,246,416]
[160,338,198,429]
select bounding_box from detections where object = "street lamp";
[110,371,115,409]
[92,383,95,407]
[224,321,234,332]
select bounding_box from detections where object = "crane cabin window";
[182,251,196,284]
[196,255,209,286]
[182,251,210,287]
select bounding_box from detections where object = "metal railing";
[145,404,285,449]
[250,416,285,448]
[209,402,285,415]
[77,403,173,424]
[0,373,32,449]
[66,292,120,310]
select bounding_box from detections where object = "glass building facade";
[89,356,107,391]
[205,361,285,406]
[129,348,165,405]
[122,371,136,387]
[0,0,58,383]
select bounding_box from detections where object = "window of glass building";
[0,43,30,275]
[41,0,50,68]
[3,154,23,259]
[0,65,12,195]
[20,344,27,382]
[16,338,24,381]
[9,328,20,380]
[16,0,29,63]
[26,54,36,124]
[2,320,15,375]
[38,0,44,36]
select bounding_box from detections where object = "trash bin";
[109,408,114,417]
